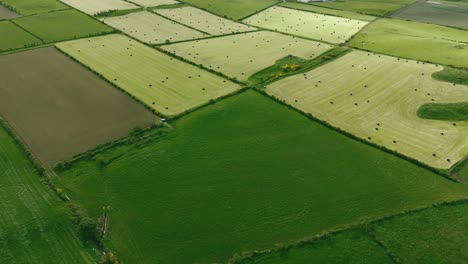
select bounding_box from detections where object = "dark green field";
[58,91,468,263]
[0,0,68,15]
[0,124,97,263]
[308,0,416,16]
[0,20,41,52]
[392,0,468,29]
[13,9,113,43]
[418,102,468,121]
[180,0,280,20]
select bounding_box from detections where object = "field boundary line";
[9,19,45,42]
[365,228,401,263]
[343,17,381,46]
[277,4,376,22]
[149,9,211,35]
[306,2,381,17]
[156,29,262,46]
[229,198,468,263]
[237,0,282,21]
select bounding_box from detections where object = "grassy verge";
[95,7,144,18]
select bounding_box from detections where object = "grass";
[279,2,375,22]
[102,11,207,44]
[0,0,68,15]
[59,0,138,15]
[309,0,416,16]
[418,103,468,122]
[13,9,114,43]
[0,20,41,52]
[162,31,333,82]
[243,6,369,44]
[373,202,468,263]
[56,34,241,116]
[266,50,468,169]
[0,124,98,263]
[155,6,256,35]
[433,66,468,86]
[348,18,468,68]
[247,47,351,86]
[0,47,157,167]
[392,0,468,29]
[57,90,468,263]
[180,0,280,20]
[238,230,392,264]
[129,0,179,7]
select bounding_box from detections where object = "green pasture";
[102,11,206,44]
[180,0,280,20]
[0,124,97,263]
[0,20,41,52]
[433,66,468,86]
[267,50,468,169]
[59,0,138,15]
[418,102,468,121]
[243,6,368,44]
[56,34,240,116]
[130,0,178,7]
[0,0,68,15]
[279,2,375,21]
[57,91,468,264]
[310,0,416,16]
[13,9,113,43]
[349,18,468,68]
[156,6,255,35]
[163,31,332,81]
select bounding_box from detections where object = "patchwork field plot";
[243,6,368,44]
[14,9,113,43]
[0,125,97,263]
[102,11,206,44]
[373,202,468,263]
[0,0,68,15]
[162,31,333,81]
[0,20,41,52]
[59,0,138,15]
[392,0,468,29]
[129,0,178,7]
[0,47,157,167]
[156,6,255,35]
[0,4,19,19]
[349,19,468,68]
[310,0,416,16]
[57,91,468,264]
[241,230,392,264]
[279,2,376,22]
[181,0,279,20]
[267,50,468,169]
[57,34,240,116]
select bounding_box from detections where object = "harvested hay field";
[155,6,256,35]
[392,0,468,29]
[180,0,280,20]
[348,18,468,68]
[102,11,206,44]
[13,9,114,43]
[129,0,178,7]
[162,31,333,81]
[56,34,241,116]
[0,20,41,52]
[266,50,468,169]
[0,5,20,19]
[279,2,376,22]
[0,0,68,15]
[0,125,98,264]
[59,0,138,15]
[0,47,158,167]
[57,91,468,264]
[243,6,368,44]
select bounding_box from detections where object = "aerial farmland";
[1,0,468,263]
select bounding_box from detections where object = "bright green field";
[59,0,138,15]
[0,124,97,263]
[102,11,206,44]
[57,34,240,116]
[311,0,416,16]
[156,6,256,35]
[243,6,368,44]
[349,18,468,68]
[279,2,376,22]
[180,0,280,20]
[373,202,468,263]
[57,91,468,264]
[0,0,68,15]
[13,9,113,43]
[0,21,41,52]
[163,31,333,81]
[239,230,392,264]
[267,50,468,169]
